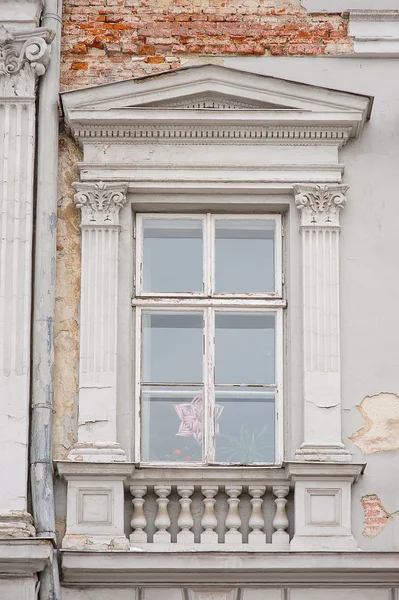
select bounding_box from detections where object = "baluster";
[272,485,289,547]
[129,485,148,543]
[248,486,266,546]
[154,485,172,543]
[177,485,195,544]
[201,486,218,544]
[225,485,242,544]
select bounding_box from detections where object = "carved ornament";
[0,26,54,97]
[294,183,349,227]
[73,181,128,227]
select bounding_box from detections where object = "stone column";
[0,25,52,536]
[69,181,128,462]
[293,184,351,463]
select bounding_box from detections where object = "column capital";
[294,183,349,227]
[0,26,54,97]
[73,181,129,227]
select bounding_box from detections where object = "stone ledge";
[0,539,53,575]
[61,551,399,586]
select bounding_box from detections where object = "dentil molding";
[0,25,53,97]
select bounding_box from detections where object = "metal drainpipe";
[30,0,62,598]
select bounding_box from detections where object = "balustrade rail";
[129,471,292,551]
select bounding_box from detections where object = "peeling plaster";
[53,132,82,460]
[361,494,399,538]
[350,392,399,454]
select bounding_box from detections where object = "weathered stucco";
[350,393,399,454]
[53,132,82,460]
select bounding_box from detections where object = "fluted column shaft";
[0,26,51,535]
[294,184,350,462]
[70,181,128,461]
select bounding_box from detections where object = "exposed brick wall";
[61,0,353,91]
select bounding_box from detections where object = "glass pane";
[142,386,203,462]
[142,311,203,384]
[215,387,275,463]
[215,219,275,294]
[215,312,275,384]
[142,218,203,293]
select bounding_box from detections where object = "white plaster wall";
[222,56,399,551]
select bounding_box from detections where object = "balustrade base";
[290,535,358,551]
[63,534,129,551]
[129,543,290,552]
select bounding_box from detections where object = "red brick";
[60,0,353,90]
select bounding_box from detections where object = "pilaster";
[69,181,128,462]
[293,184,351,463]
[0,23,52,536]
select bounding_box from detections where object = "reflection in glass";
[215,312,275,385]
[215,387,275,463]
[215,219,275,294]
[142,311,203,384]
[141,386,203,462]
[142,218,203,293]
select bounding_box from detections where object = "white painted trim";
[61,64,372,118]
[349,10,399,56]
[133,212,284,466]
[302,1,398,12]
[61,550,399,586]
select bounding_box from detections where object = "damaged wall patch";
[350,392,399,454]
[361,494,399,538]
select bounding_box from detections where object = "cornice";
[60,64,372,120]
[61,550,399,585]
[72,123,353,148]
[0,539,52,576]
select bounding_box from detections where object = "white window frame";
[133,212,284,466]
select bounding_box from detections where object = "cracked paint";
[350,393,399,454]
[361,494,399,538]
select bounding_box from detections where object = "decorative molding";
[187,590,239,600]
[73,181,128,227]
[0,26,53,97]
[349,10,399,56]
[144,93,276,109]
[302,1,398,13]
[72,124,353,147]
[294,184,348,227]
[61,550,399,585]
[61,64,372,118]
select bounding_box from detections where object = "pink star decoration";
[173,395,224,445]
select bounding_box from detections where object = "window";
[133,213,283,465]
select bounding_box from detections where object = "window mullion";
[205,306,215,463]
[134,307,142,463]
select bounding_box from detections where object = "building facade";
[1,0,399,598]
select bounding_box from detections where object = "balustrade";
[129,479,291,551]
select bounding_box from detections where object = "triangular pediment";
[132,91,283,110]
[61,63,372,121]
